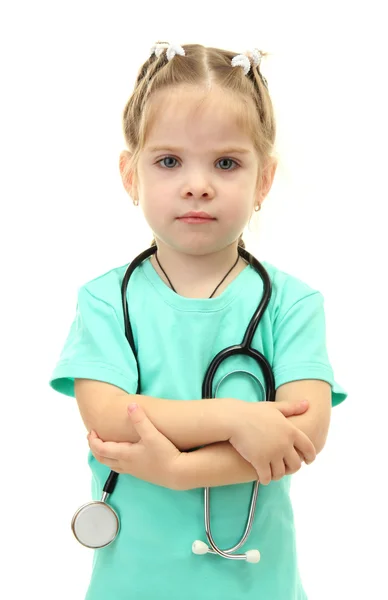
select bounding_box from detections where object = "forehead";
[144,86,256,151]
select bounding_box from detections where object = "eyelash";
[156,156,240,171]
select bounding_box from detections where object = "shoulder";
[260,260,323,324]
[262,259,321,301]
[76,261,131,310]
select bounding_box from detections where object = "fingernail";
[128,403,138,413]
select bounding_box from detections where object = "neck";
[150,240,246,298]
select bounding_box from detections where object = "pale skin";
[87,379,332,490]
[86,84,332,489]
[122,85,278,291]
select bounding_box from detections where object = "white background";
[2,1,387,598]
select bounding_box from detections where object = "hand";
[228,399,316,485]
[87,403,185,490]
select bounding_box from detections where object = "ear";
[255,158,278,208]
[119,151,138,200]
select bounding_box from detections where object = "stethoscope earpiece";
[192,540,209,555]
[245,550,261,564]
[192,540,261,563]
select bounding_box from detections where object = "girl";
[49,42,347,599]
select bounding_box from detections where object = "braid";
[134,43,169,89]
[245,65,267,124]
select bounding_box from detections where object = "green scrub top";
[49,255,347,600]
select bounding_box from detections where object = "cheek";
[140,190,173,230]
[139,169,172,200]
[224,193,253,221]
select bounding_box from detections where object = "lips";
[178,212,215,219]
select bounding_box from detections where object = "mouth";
[177,211,215,224]
[177,216,215,224]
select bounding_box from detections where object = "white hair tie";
[249,48,263,67]
[150,42,186,60]
[149,43,265,84]
[231,49,263,75]
[231,54,251,75]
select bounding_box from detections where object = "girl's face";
[133,86,264,255]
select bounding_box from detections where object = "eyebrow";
[146,145,252,155]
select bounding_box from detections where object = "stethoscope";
[71,245,275,564]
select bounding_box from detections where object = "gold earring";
[133,200,139,206]
[255,204,261,212]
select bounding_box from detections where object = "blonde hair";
[121,43,277,249]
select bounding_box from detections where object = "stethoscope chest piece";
[71,500,119,549]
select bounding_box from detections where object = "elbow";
[305,403,332,456]
[312,422,330,455]
[288,411,330,456]
[314,437,326,456]
[74,379,140,443]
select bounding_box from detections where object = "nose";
[181,176,215,200]
[183,190,211,199]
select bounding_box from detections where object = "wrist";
[172,440,258,491]
[172,452,191,491]
[200,397,241,442]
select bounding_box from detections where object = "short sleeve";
[49,286,138,398]
[272,292,347,407]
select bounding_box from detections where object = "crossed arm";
[76,378,331,489]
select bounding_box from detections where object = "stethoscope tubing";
[199,246,274,560]
[73,245,274,561]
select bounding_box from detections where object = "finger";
[275,399,309,418]
[87,430,102,445]
[127,403,159,442]
[89,438,132,460]
[270,459,286,481]
[284,448,302,475]
[90,450,120,467]
[257,465,271,486]
[294,431,316,464]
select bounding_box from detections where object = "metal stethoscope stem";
[191,481,261,562]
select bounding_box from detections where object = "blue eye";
[217,158,237,170]
[159,157,178,169]
[157,156,239,170]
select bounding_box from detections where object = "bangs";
[217,92,261,154]
[138,85,261,157]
